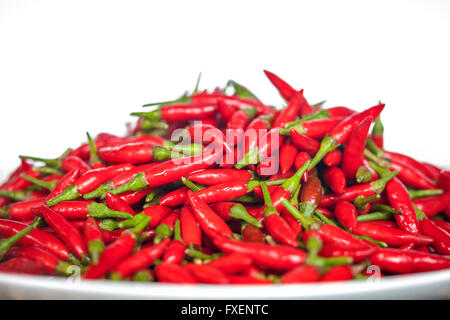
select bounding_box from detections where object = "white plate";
[0,269,449,299]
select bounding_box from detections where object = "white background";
[0,0,449,180]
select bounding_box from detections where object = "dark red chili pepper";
[353,222,433,247]
[0,257,48,275]
[320,171,397,207]
[370,248,450,273]
[207,253,252,275]
[41,205,87,260]
[155,262,197,284]
[188,169,252,186]
[386,177,421,234]
[180,205,201,247]
[419,218,450,255]
[298,175,323,218]
[0,218,69,260]
[83,217,105,264]
[5,246,72,275]
[308,103,384,170]
[281,265,320,283]
[83,216,150,279]
[335,201,358,231]
[111,238,170,279]
[413,192,450,218]
[187,190,232,240]
[323,167,347,195]
[341,116,372,179]
[279,140,298,175]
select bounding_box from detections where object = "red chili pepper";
[420,218,450,255]
[187,190,232,240]
[205,253,252,275]
[308,103,384,170]
[6,245,72,277]
[118,189,150,205]
[323,167,347,195]
[226,108,256,145]
[281,265,320,283]
[326,106,356,118]
[287,118,344,140]
[83,217,105,264]
[188,169,252,185]
[263,70,296,101]
[320,171,397,207]
[0,199,44,220]
[371,117,384,149]
[433,219,450,233]
[281,210,303,239]
[187,123,233,154]
[320,265,354,282]
[353,222,433,247]
[335,201,358,231]
[385,177,421,234]
[420,162,442,181]
[98,142,156,164]
[111,238,170,279]
[180,205,201,247]
[370,248,450,273]
[341,116,372,179]
[46,168,80,202]
[40,205,87,260]
[190,180,259,204]
[0,257,48,275]
[242,114,272,155]
[182,263,229,284]
[319,244,376,263]
[210,202,261,227]
[228,274,273,285]
[272,90,305,128]
[154,211,179,244]
[214,236,306,271]
[159,187,189,207]
[217,99,237,122]
[162,220,185,264]
[413,192,450,218]
[83,216,150,279]
[323,149,342,167]
[50,200,94,220]
[289,129,320,156]
[0,218,69,260]
[142,204,171,229]
[105,192,134,215]
[279,140,298,175]
[155,262,197,284]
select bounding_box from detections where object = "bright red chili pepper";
[226,108,256,145]
[0,199,44,220]
[272,90,305,128]
[41,205,87,260]
[323,166,346,195]
[0,257,48,275]
[188,169,252,186]
[279,140,298,175]
[83,217,105,265]
[263,70,296,101]
[281,265,320,283]
[210,202,261,227]
[419,218,450,255]
[190,180,259,204]
[323,149,342,167]
[320,265,354,282]
[335,201,358,231]
[289,129,320,155]
[319,244,376,263]
[207,253,252,275]
[353,222,433,247]
[287,118,344,140]
[187,190,232,240]
[105,192,134,215]
[370,248,450,273]
[155,262,197,284]
[180,205,202,247]
[413,192,450,218]
[217,99,237,122]
[50,200,94,220]
[184,263,229,284]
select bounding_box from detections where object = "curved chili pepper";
[0,216,41,259]
[323,167,347,195]
[272,90,305,128]
[82,216,150,279]
[289,129,320,155]
[105,192,134,215]
[341,116,372,179]
[213,237,306,271]
[308,103,384,170]
[320,171,397,207]
[45,168,80,202]
[187,190,232,240]
[353,222,433,247]
[83,217,105,265]
[283,118,344,139]
[335,201,357,231]
[41,205,87,260]
[370,248,450,273]
[420,218,450,255]
[413,192,450,218]
[386,177,420,234]
[263,70,296,101]
[180,205,202,247]
[111,238,170,279]
[159,187,189,207]
[155,262,197,284]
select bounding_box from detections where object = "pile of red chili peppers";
[0,70,449,284]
